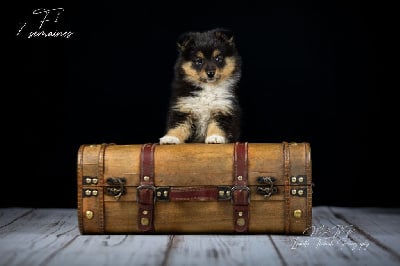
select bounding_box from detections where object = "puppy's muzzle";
[206,71,215,78]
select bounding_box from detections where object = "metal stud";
[157,191,162,197]
[298,189,304,196]
[85,189,92,196]
[298,177,304,183]
[291,176,297,183]
[291,189,297,195]
[236,218,245,226]
[237,176,243,181]
[219,190,225,196]
[163,191,168,197]
[238,211,243,217]
[86,210,94,219]
[92,178,98,184]
[293,209,302,218]
[85,177,92,184]
[141,217,149,226]
[92,190,98,196]
[143,176,150,181]
[142,210,148,215]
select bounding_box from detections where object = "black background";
[5,1,394,208]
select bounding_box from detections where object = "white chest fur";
[173,81,234,138]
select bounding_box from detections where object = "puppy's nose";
[207,71,215,78]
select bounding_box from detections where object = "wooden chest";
[77,142,312,234]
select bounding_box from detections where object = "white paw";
[159,135,181,145]
[205,135,226,144]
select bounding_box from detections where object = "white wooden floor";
[0,206,399,266]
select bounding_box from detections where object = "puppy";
[160,28,242,144]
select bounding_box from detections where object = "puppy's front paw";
[160,135,181,145]
[205,135,227,144]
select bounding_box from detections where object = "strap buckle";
[231,186,250,205]
[136,185,156,203]
[137,185,156,192]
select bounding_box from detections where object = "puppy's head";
[175,28,241,86]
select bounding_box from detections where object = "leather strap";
[77,144,86,234]
[138,143,156,232]
[169,187,219,201]
[283,141,291,234]
[232,142,250,232]
[97,143,108,234]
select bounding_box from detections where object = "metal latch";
[290,175,307,184]
[218,186,232,200]
[256,176,277,199]
[106,177,126,200]
[155,187,170,201]
[291,187,307,197]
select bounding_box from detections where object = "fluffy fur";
[160,28,242,144]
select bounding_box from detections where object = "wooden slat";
[330,207,400,259]
[0,208,171,266]
[270,207,400,266]
[1,207,400,266]
[163,235,284,266]
[48,235,172,266]
[0,208,79,265]
[0,207,34,228]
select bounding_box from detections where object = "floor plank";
[0,208,79,265]
[270,207,400,266]
[163,235,283,266]
[47,235,172,266]
[331,207,400,257]
[0,207,34,228]
[0,207,399,266]
[0,208,171,266]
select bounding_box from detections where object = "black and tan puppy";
[160,28,242,144]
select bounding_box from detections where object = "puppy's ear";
[177,32,194,52]
[214,29,234,46]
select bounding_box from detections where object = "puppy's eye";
[194,57,203,66]
[215,55,224,63]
